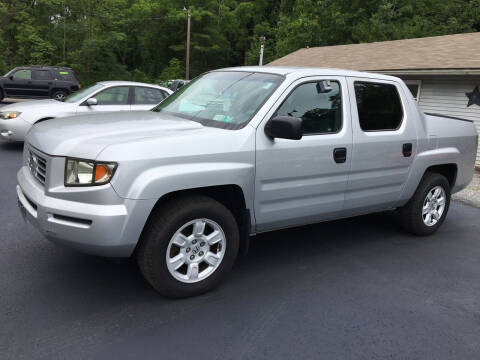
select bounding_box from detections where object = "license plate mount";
[18,199,27,222]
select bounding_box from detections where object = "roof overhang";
[368,69,480,76]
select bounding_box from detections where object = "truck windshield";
[64,83,104,103]
[152,71,284,129]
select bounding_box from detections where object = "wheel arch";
[135,184,252,257]
[50,88,69,96]
[34,117,55,125]
[424,163,458,188]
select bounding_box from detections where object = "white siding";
[400,75,480,166]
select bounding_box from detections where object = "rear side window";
[276,80,342,135]
[354,81,403,131]
[35,70,53,81]
[134,87,166,104]
[55,70,76,81]
[13,69,31,80]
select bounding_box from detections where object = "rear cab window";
[354,81,404,131]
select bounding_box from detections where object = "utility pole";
[184,7,191,80]
[259,36,265,66]
[63,9,66,63]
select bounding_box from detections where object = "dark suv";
[0,66,81,101]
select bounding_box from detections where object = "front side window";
[13,69,31,80]
[35,70,53,81]
[134,87,165,105]
[153,71,284,129]
[95,86,130,105]
[354,81,403,131]
[276,81,342,135]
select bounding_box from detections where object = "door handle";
[403,143,413,157]
[333,147,347,163]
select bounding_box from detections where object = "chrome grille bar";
[28,149,48,186]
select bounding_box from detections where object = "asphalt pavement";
[1,141,480,360]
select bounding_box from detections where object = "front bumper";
[17,165,155,257]
[0,117,31,142]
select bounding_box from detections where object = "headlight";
[0,111,22,119]
[65,158,117,186]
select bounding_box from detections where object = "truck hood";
[27,111,215,159]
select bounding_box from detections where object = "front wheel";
[137,195,239,298]
[398,172,451,236]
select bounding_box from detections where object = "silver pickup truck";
[17,67,478,298]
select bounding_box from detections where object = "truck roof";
[216,66,401,82]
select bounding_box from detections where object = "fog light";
[1,130,12,137]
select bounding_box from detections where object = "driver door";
[254,76,352,232]
[4,69,32,97]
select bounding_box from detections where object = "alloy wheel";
[54,93,66,101]
[166,218,226,283]
[422,185,446,226]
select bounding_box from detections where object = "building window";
[405,80,422,102]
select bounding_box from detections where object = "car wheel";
[137,195,240,298]
[52,90,67,101]
[0,89,4,102]
[398,172,451,236]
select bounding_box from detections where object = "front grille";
[28,149,48,186]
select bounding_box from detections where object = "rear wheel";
[52,90,67,101]
[398,172,451,236]
[137,195,239,298]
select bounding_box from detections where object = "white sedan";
[0,81,172,142]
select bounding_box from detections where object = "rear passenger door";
[344,78,417,215]
[32,69,54,97]
[254,76,352,231]
[131,86,168,110]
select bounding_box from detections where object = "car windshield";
[3,69,14,77]
[63,83,104,103]
[152,71,284,129]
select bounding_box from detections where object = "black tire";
[398,172,451,236]
[52,90,67,101]
[0,89,4,102]
[137,195,240,298]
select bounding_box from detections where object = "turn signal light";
[94,164,110,183]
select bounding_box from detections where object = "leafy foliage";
[0,0,478,85]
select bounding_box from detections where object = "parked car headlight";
[65,158,117,186]
[0,111,21,119]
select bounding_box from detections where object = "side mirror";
[86,97,98,106]
[9,75,14,80]
[265,116,303,140]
